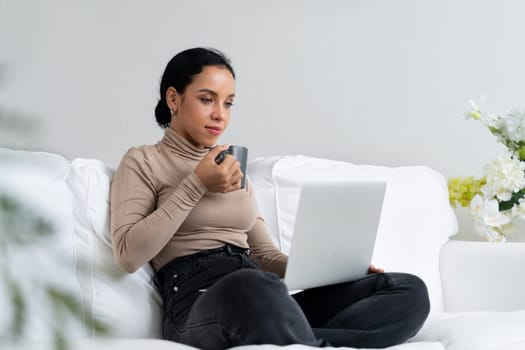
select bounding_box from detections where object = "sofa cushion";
[247,155,458,312]
[66,158,162,338]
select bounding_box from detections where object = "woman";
[110,47,430,349]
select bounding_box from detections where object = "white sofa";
[1,147,525,350]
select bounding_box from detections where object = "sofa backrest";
[0,148,458,342]
[247,155,458,312]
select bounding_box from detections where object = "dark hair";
[154,47,235,128]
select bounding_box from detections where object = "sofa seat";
[2,148,525,350]
[3,338,445,350]
[412,310,525,350]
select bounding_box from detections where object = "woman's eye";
[225,101,234,108]
[200,97,213,104]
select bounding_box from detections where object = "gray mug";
[215,145,248,189]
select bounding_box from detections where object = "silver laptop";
[283,181,386,291]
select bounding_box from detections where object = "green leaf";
[499,190,525,211]
[0,194,54,245]
[46,286,109,336]
[4,273,26,339]
[47,287,85,320]
[53,329,68,350]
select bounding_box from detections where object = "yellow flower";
[447,176,486,208]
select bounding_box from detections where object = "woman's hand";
[195,145,243,193]
[368,264,385,274]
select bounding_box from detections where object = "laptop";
[283,181,386,291]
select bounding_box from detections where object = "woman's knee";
[387,272,430,317]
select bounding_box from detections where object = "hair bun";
[155,99,171,128]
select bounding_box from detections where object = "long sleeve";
[245,179,288,277]
[247,217,288,278]
[110,148,207,273]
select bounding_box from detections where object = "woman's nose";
[211,103,225,120]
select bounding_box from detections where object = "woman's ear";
[165,87,179,115]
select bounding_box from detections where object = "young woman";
[110,47,430,349]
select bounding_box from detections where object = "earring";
[170,109,176,117]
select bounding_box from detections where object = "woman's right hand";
[194,145,243,193]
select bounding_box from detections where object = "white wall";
[1,0,523,179]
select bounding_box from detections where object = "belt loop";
[225,245,233,255]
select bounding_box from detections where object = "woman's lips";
[205,126,222,136]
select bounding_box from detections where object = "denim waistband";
[155,244,252,287]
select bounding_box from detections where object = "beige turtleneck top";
[110,127,287,276]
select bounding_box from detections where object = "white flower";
[471,195,507,225]
[470,195,510,226]
[470,194,510,241]
[483,199,511,227]
[517,198,525,219]
[470,193,485,212]
[495,107,525,143]
[466,97,499,129]
[466,100,482,120]
[482,151,525,200]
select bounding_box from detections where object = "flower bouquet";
[448,100,525,242]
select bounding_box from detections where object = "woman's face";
[169,65,235,148]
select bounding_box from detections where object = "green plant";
[0,65,107,349]
[0,191,108,350]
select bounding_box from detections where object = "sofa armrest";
[440,239,525,312]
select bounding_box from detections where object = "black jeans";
[156,245,430,349]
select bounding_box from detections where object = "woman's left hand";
[368,264,385,274]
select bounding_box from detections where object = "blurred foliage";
[0,64,108,349]
[0,192,108,349]
[0,108,42,150]
[0,195,52,342]
[0,195,53,244]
